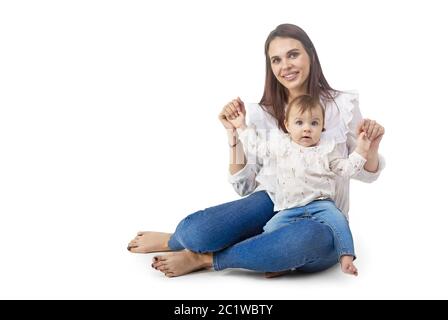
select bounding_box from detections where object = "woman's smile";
[282,72,299,81]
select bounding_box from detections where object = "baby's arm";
[329,132,370,178]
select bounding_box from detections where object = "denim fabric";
[264,199,355,260]
[168,191,339,273]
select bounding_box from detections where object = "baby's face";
[284,107,324,147]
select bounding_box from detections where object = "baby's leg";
[308,200,356,259]
[261,206,309,277]
[263,206,306,233]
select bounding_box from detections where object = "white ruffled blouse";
[237,126,367,211]
[228,91,385,217]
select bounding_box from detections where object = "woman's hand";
[355,132,371,159]
[357,119,385,172]
[218,97,247,130]
[362,119,385,156]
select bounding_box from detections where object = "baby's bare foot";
[127,231,172,253]
[151,251,213,277]
[340,255,358,276]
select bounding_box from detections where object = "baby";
[234,95,371,276]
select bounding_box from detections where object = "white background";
[1,0,447,299]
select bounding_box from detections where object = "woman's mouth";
[283,72,299,81]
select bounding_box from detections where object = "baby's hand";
[355,131,371,158]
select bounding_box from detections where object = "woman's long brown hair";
[260,24,337,132]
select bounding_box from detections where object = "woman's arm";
[219,98,259,196]
[227,128,246,174]
[345,94,386,182]
[361,119,385,173]
[222,98,274,173]
[347,121,386,182]
[219,98,248,174]
[364,152,379,173]
[227,128,260,196]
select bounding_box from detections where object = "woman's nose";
[281,60,292,70]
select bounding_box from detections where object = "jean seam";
[212,254,220,271]
[332,227,349,257]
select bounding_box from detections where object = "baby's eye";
[311,121,319,126]
[295,120,303,125]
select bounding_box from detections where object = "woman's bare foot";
[151,251,213,277]
[340,255,358,276]
[127,231,173,253]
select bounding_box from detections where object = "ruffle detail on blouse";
[276,133,294,157]
[316,135,337,155]
[322,91,359,146]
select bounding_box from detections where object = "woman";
[127,24,385,278]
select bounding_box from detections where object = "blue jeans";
[168,191,338,273]
[263,200,355,260]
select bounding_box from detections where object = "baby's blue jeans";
[168,191,339,272]
[263,199,355,261]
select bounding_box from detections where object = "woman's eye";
[272,58,280,64]
[289,52,299,58]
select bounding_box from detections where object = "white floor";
[1,180,447,300]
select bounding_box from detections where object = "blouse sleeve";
[329,150,367,178]
[228,162,261,196]
[345,92,386,183]
[237,125,276,159]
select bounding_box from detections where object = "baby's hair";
[285,95,325,129]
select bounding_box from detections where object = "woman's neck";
[287,87,308,104]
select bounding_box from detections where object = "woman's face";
[268,37,311,98]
